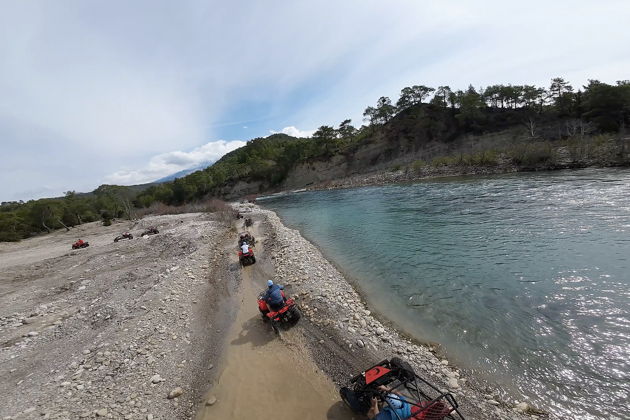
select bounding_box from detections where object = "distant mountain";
[154,162,212,183]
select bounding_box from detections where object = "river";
[260,168,630,419]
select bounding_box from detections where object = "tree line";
[2,77,629,241]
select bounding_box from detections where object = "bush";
[102,218,112,226]
[509,142,554,166]
[411,160,426,172]
[431,156,456,167]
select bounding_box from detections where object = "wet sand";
[196,223,354,420]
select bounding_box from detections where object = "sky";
[1,0,629,201]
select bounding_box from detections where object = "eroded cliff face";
[281,155,348,190]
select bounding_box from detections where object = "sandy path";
[196,221,353,420]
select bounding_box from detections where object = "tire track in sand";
[196,220,354,419]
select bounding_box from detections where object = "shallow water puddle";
[197,234,352,420]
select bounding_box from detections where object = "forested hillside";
[2,78,630,241]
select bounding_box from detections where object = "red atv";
[340,358,465,420]
[238,248,256,266]
[114,232,133,242]
[72,239,89,249]
[141,227,159,237]
[257,290,301,334]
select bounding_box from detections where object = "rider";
[241,241,249,254]
[368,385,411,420]
[264,280,285,311]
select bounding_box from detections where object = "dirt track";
[196,220,352,419]
[0,214,237,420]
[0,212,357,420]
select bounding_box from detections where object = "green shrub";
[431,156,457,167]
[411,160,426,172]
[509,142,554,166]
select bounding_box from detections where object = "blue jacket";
[374,395,411,420]
[264,284,284,305]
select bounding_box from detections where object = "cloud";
[271,126,315,138]
[104,140,246,185]
[2,0,630,201]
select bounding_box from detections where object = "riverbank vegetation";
[3,78,630,241]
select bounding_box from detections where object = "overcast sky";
[1,0,629,201]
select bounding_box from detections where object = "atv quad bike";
[340,358,465,420]
[141,227,159,237]
[257,290,301,334]
[238,249,256,266]
[114,232,133,242]
[72,240,89,249]
[238,231,255,248]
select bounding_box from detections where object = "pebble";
[514,402,530,413]
[205,395,217,406]
[448,377,460,389]
[356,339,365,348]
[167,387,183,399]
[27,331,39,337]
[95,408,108,417]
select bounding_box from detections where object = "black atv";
[141,227,159,237]
[114,232,133,242]
[340,358,465,420]
[238,231,255,248]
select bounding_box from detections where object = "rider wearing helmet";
[368,385,411,420]
[264,280,285,311]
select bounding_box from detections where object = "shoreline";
[279,162,628,196]
[238,202,548,419]
[305,165,519,192]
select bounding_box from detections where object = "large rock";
[168,387,184,399]
[95,408,108,417]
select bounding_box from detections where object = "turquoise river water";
[260,168,629,419]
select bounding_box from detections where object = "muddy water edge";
[196,221,354,420]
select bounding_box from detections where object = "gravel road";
[0,213,237,420]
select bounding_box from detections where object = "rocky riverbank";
[237,202,550,420]
[0,213,237,420]
[307,165,518,191]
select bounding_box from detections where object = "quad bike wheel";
[271,320,280,334]
[340,387,369,414]
[288,306,301,324]
[251,256,256,264]
[390,356,415,381]
[114,237,120,242]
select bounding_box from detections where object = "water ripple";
[263,169,630,419]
